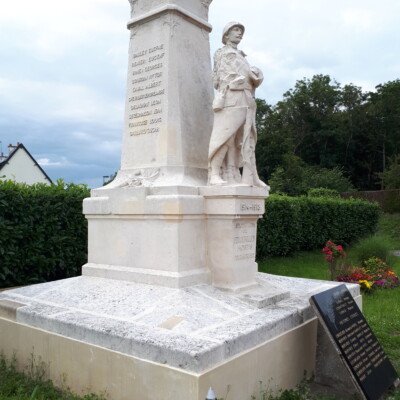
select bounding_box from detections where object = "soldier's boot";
[209,152,227,185]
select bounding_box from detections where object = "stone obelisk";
[82,0,214,288]
[120,0,214,186]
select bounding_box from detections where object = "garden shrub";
[257,195,380,259]
[0,180,90,288]
[269,163,354,196]
[352,235,395,265]
[307,188,340,198]
[257,195,302,258]
[382,190,400,213]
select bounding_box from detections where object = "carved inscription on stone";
[233,222,256,261]
[240,201,262,213]
[128,43,166,136]
[333,294,388,382]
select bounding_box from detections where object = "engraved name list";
[128,44,166,137]
[233,222,256,261]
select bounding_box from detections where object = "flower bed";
[322,241,400,293]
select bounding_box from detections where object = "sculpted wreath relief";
[208,22,268,187]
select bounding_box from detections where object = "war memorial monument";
[0,1,369,399]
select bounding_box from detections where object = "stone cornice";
[127,4,212,32]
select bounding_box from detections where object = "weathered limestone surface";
[207,21,267,187]
[118,0,214,186]
[81,1,271,292]
[0,276,360,373]
[0,313,317,400]
[82,0,217,287]
[201,186,268,291]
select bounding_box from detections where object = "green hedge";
[257,195,380,259]
[0,181,381,286]
[0,180,90,288]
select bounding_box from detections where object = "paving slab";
[0,274,359,373]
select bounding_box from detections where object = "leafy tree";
[379,155,400,189]
[255,76,400,192]
[367,80,400,188]
[268,154,305,196]
[301,166,354,193]
[255,99,292,182]
[269,160,354,196]
[277,74,341,168]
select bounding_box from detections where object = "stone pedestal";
[82,185,210,288]
[82,185,269,290]
[201,186,268,291]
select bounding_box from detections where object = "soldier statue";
[208,22,267,187]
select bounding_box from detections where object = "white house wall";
[0,149,51,185]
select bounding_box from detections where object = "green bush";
[257,195,302,257]
[0,180,90,288]
[308,188,340,198]
[352,235,395,265]
[269,161,354,197]
[380,155,400,190]
[257,195,380,259]
[382,191,400,213]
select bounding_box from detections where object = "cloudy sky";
[1,0,399,188]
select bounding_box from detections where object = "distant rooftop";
[0,142,52,184]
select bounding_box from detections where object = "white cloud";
[0,78,124,127]
[37,157,70,167]
[70,131,121,156]
[348,80,377,93]
[341,9,375,31]
[0,0,127,60]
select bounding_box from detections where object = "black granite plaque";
[310,284,399,400]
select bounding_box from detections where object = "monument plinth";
[0,3,366,400]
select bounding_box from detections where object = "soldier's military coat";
[208,43,264,167]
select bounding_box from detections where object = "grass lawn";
[0,355,106,400]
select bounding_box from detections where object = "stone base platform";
[0,274,361,400]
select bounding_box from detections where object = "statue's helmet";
[222,22,245,45]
